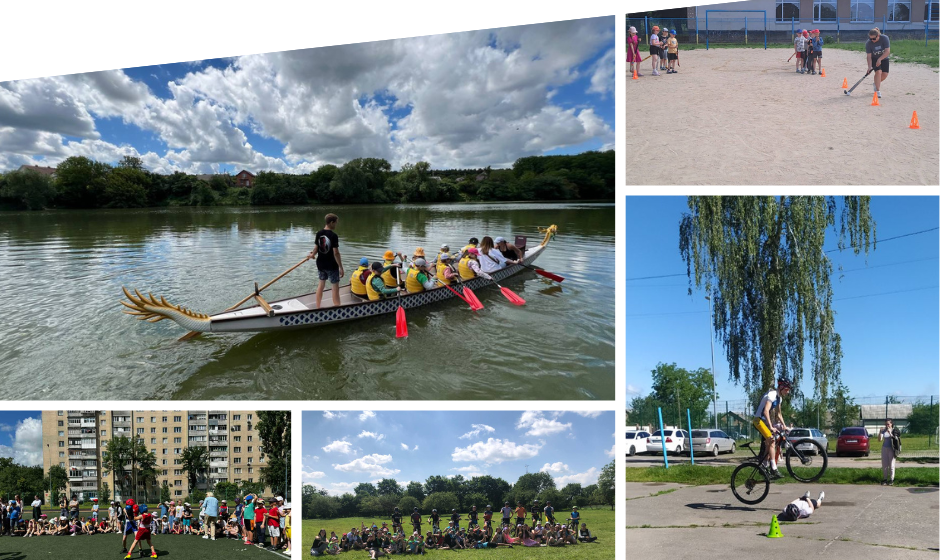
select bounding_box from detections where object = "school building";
[41,410,272,502]
[689,0,937,31]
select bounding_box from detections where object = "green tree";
[208,174,231,192]
[423,475,450,496]
[0,169,56,210]
[44,464,68,504]
[405,481,425,502]
[827,382,860,433]
[514,472,555,496]
[649,362,715,427]
[0,460,45,503]
[160,480,171,504]
[596,460,615,509]
[54,156,110,208]
[213,481,240,503]
[397,495,420,513]
[256,411,290,498]
[376,478,403,498]
[100,482,111,503]
[422,491,459,514]
[118,155,144,170]
[179,446,209,495]
[907,401,939,435]
[465,475,510,510]
[680,196,875,399]
[354,482,377,498]
[101,437,134,500]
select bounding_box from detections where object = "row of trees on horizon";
[0,151,614,211]
[302,461,615,520]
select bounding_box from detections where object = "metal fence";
[626,16,938,48]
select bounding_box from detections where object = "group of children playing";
[311,502,598,556]
[1,493,291,557]
[793,29,824,74]
[627,25,680,77]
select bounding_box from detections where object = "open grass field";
[625,464,939,487]
[0,532,286,559]
[626,46,939,185]
[302,508,614,560]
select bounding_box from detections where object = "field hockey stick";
[787,52,796,62]
[844,68,873,95]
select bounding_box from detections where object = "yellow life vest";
[437,262,454,285]
[381,260,397,287]
[458,256,476,280]
[365,271,383,301]
[405,267,425,293]
[350,265,369,296]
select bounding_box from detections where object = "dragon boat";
[121,225,557,338]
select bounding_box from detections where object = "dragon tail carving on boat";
[120,287,212,333]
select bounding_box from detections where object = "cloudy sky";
[0,411,42,467]
[303,411,614,495]
[0,17,613,175]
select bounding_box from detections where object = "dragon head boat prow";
[121,287,212,333]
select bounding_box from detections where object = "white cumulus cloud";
[322,439,355,454]
[0,417,42,467]
[359,411,376,421]
[451,438,541,464]
[358,430,385,441]
[539,462,569,474]
[323,411,347,420]
[516,411,571,437]
[459,424,496,440]
[554,467,599,486]
[334,453,400,477]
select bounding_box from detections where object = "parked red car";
[835,427,870,457]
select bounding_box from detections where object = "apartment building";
[41,410,271,502]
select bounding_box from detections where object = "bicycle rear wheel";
[730,462,770,505]
[785,439,828,482]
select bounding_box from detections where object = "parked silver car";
[787,427,828,455]
[690,429,736,457]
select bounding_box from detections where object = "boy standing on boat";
[311,213,345,308]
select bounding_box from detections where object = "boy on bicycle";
[752,376,792,479]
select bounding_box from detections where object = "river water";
[0,202,614,400]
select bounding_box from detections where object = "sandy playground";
[625,48,939,185]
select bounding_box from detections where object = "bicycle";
[730,430,828,504]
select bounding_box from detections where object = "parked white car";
[625,430,650,456]
[646,429,688,455]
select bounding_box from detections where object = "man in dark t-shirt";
[310,213,344,309]
[865,28,890,98]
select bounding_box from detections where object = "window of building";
[247,457,253,463]
[162,469,168,475]
[248,467,253,474]
[151,417,156,423]
[58,411,63,416]
[234,468,242,474]
[101,430,106,436]
[247,446,252,453]
[231,425,241,432]
[248,478,253,483]
[174,427,182,433]
[150,427,155,433]
[776,0,800,21]
[174,438,181,444]
[58,441,64,448]
[150,438,156,444]
[174,490,182,496]
[814,0,837,20]
[162,428,167,433]
[162,416,167,422]
[174,469,182,475]
[136,417,143,423]
[174,459,181,465]
[59,462,65,467]
[174,448,181,454]
[247,414,252,420]
[162,438,167,444]
[136,428,144,435]
[233,415,241,421]
[58,451,65,457]
[176,480,182,486]
[57,420,63,426]
[233,436,241,442]
[247,436,253,442]
[888,0,911,20]
[927,0,939,21]
[100,419,106,425]
[233,447,241,453]
[851,0,875,21]
[58,431,64,436]
[162,459,167,465]
[234,458,241,464]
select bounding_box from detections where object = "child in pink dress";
[627,26,643,76]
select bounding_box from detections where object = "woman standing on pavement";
[879,418,901,485]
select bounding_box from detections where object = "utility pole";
[706,295,718,429]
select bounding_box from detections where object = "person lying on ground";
[778,490,824,521]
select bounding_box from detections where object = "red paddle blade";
[500,287,526,306]
[395,305,408,338]
[534,269,564,282]
[463,287,484,310]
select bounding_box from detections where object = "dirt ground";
[625,48,939,185]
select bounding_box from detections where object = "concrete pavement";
[625,482,940,558]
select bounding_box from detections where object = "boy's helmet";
[138,504,148,514]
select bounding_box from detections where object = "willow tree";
[679,196,875,401]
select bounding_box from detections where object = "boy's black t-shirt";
[392,512,402,524]
[468,510,478,520]
[314,228,340,271]
[411,512,421,523]
[430,513,440,524]
[451,513,459,523]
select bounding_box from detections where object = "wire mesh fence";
[626,15,938,47]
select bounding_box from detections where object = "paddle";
[395,266,408,338]
[521,264,564,283]
[436,279,482,311]
[488,277,526,306]
[454,276,483,310]
[178,255,311,341]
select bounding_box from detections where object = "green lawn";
[0,532,285,559]
[303,509,614,560]
[673,39,939,67]
[626,464,939,487]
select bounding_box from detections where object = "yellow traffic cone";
[767,515,783,538]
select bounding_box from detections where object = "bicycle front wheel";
[730,462,770,505]
[785,439,828,482]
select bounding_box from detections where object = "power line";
[625,226,938,281]
[833,286,938,302]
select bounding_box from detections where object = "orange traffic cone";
[632,68,638,80]
[842,78,848,89]
[821,68,826,77]
[910,111,920,129]
[871,92,880,106]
